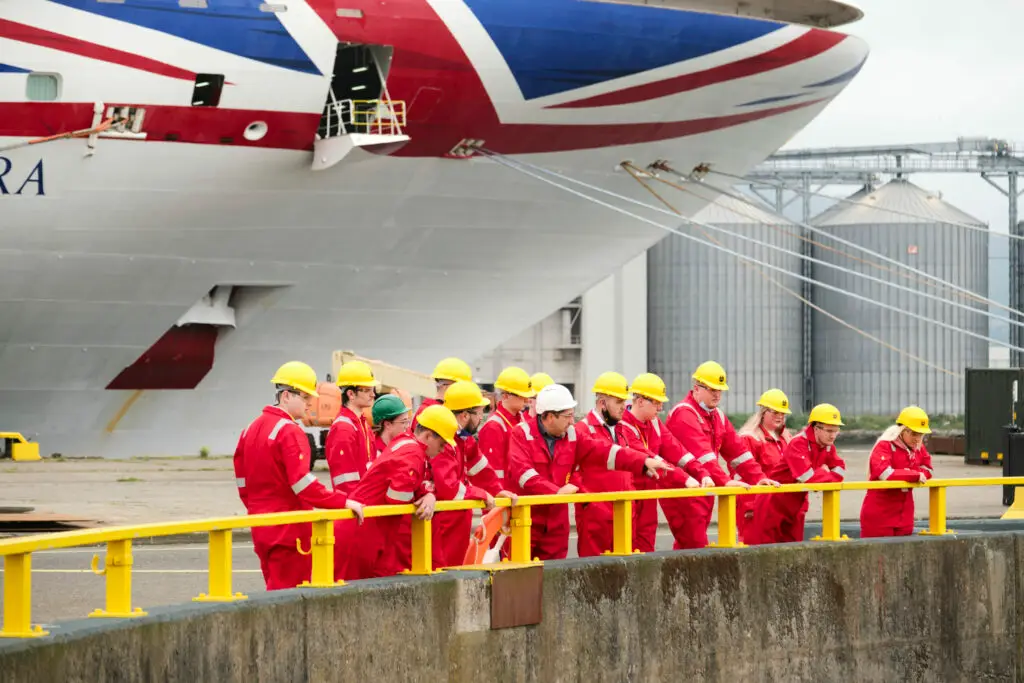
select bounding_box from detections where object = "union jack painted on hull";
[0,0,866,155]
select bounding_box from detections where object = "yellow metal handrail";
[2,477,1022,639]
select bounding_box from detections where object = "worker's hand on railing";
[557,483,579,495]
[643,457,672,479]
[414,493,436,521]
[482,493,496,511]
[756,478,781,488]
[684,476,701,489]
[496,490,519,506]
[918,472,928,484]
[724,479,751,489]
[700,476,715,488]
[345,499,365,524]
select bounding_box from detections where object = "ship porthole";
[244,121,268,141]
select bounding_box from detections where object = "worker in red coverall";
[477,366,535,485]
[735,389,793,542]
[860,406,934,537]
[745,403,847,545]
[414,357,474,421]
[432,380,518,567]
[233,361,364,590]
[507,383,672,560]
[619,373,707,552]
[371,394,411,457]
[324,360,377,495]
[663,361,777,549]
[573,371,635,557]
[335,404,458,580]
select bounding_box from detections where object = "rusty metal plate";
[490,564,543,629]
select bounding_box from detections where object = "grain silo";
[647,192,803,411]
[811,179,988,416]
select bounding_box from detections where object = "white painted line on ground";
[31,544,254,555]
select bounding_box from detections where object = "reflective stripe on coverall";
[233,405,350,590]
[324,405,374,495]
[860,438,933,537]
[737,426,790,541]
[573,410,634,558]
[476,403,524,486]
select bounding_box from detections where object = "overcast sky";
[785,0,1021,236]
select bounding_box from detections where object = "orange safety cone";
[462,506,511,565]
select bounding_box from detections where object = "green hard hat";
[372,394,409,425]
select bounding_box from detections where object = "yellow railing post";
[920,485,954,535]
[509,504,533,563]
[194,530,247,602]
[297,519,340,587]
[708,493,741,548]
[606,500,635,556]
[405,516,434,575]
[1,553,48,638]
[89,540,146,618]
[812,489,848,542]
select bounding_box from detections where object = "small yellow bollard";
[1,553,48,638]
[89,539,147,618]
[509,504,534,564]
[604,500,635,556]
[812,489,849,542]
[707,492,743,548]
[404,515,436,575]
[920,485,955,536]
[194,530,247,602]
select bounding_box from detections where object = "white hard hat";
[535,384,577,414]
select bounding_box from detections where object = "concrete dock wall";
[1,534,1020,682]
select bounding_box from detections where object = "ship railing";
[320,94,407,139]
[2,476,1021,639]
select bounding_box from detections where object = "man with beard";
[432,380,518,567]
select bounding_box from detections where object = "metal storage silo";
[811,179,988,416]
[647,192,803,411]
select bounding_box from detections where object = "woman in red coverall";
[745,403,846,545]
[736,389,793,542]
[860,406,934,537]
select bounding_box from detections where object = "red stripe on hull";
[0,102,321,151]
[550,30,847,109]
[0,18,196,81]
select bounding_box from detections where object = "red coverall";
[373,434,388,458]
[233,405,351,590]
[431,432,504,567]
[737,427,790,541]
[412,397,441,422]
[860,438,933,537]
[664,393,767,549]
[620,410,707,552]
[507,418,653,560]
[334,436,434,580]
[476,403,524,486]
[573,411,635,557]
[324,405,374,495]
[745,425,846,545]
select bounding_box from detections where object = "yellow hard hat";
[494,366,535,398]
[444,380,491,412]
[592,371,629,400]
[270,361,319,397]
[416,404,459,447]
[692,361,729,391]
[757,388,792,415]
[335,360,378,388]
[431,357,473,383]
[808,403,844,427]
[629,373,669,403]
[530,372,554,393]
[896,405,931,434]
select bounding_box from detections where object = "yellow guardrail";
[2,477,1022,639]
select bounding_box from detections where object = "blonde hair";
[739,406,791,441]
[874,424,905,446]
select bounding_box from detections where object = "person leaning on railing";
[735,389,794,543]
[333,404,457,581]
[744,404,847,546]
[859,406,935,538]
[233,361,365,591]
